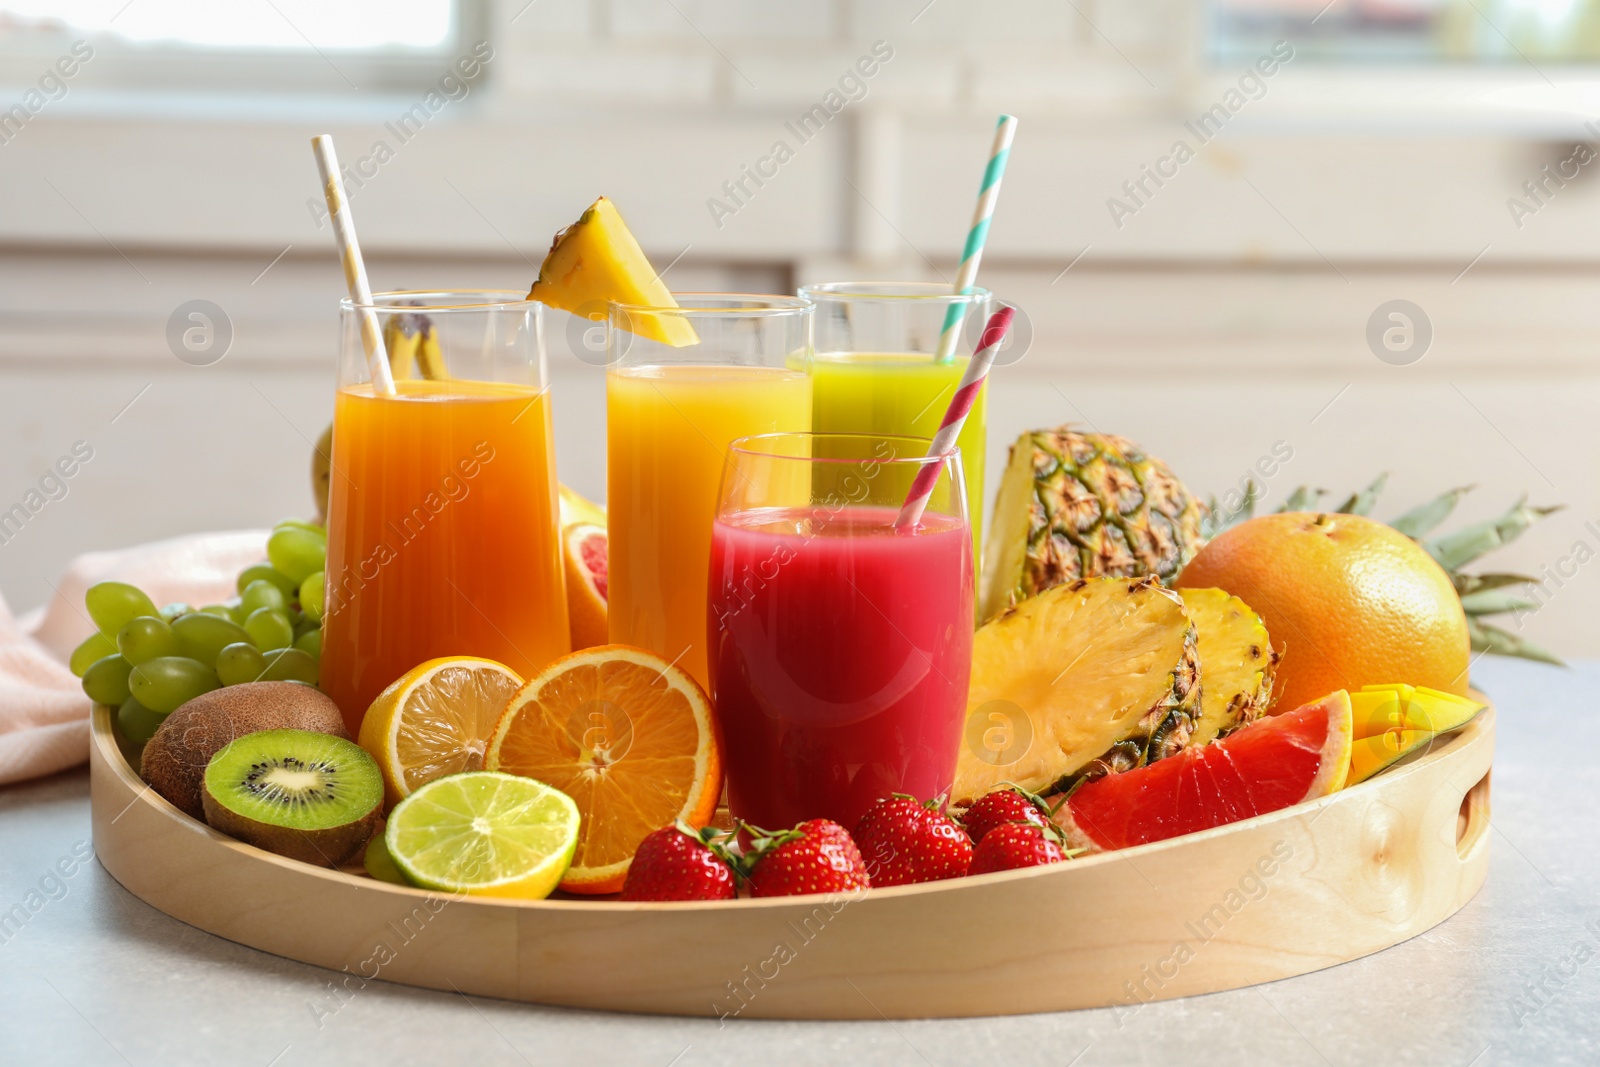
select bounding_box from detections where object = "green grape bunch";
[69,520,328,744]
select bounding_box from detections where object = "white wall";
[0,0,1594,661]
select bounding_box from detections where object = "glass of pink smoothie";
[707,432,973,830]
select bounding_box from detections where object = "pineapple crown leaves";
[1422,495,1564,573]
[1467,618,1565,666]
[1204,476,1565,665]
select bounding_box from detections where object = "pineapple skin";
[1179,587,1279,747]
[980,429,1207,622]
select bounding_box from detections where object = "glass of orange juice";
[321,290,569,735]
[606,295,812,691]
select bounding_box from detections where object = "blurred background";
[0,0,1594,657]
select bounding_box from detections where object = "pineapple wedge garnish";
[528,197,698,347]
[953,576,1202,804]
[1179,587,1277,746]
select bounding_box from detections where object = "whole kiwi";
[140,682,347,820]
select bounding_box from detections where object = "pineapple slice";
[952,576,1202,803]
[1179,587,1277,746]
[980,429,1207,622]
[528,197,698,347]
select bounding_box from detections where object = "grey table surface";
[1,656,1596,1067]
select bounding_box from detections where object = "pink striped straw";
[894,305,1016,532]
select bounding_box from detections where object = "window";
[0,0,486,94]
[1211,0,1600,64]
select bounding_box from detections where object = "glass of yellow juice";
[321,291,569,736]
[606,294,812,691]
[798,283,993,563]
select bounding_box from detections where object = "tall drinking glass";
[798,282,992,562]
[607,295,812,691]
[321,291,569,736]
[708,432,973,830]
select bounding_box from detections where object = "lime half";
[385,772,579,899]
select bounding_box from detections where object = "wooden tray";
[90,703,1493,1020]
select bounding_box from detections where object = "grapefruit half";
[1057,690,1353,851]
[563,522,608,650]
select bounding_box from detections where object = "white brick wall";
[608,0,837,41]
[498,46,717,101]
[492,0,1148,112]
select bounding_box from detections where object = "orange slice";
[358,656,524,810]
[484,644,720,894]
[563,522,608,651]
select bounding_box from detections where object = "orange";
[357,656,524,810]
[1175,512,1470,712]
[563,522,608,651]
[484,644,720,894]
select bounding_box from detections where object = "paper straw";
[311,134,395,397]
[896,306,1015,531]
[933,114,1017,364]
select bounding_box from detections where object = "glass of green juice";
[797,281,993,562]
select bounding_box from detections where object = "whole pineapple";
[979,429,1207,622]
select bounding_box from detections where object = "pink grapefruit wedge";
[563,522,608,650]
[1057,690,1353,851]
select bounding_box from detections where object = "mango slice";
[1355,684,1483,738]
[1344,683,1485,786]
[1349,728,1434,786]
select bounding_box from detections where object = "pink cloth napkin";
[1,530,270,786]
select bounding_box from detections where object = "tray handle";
[1455,770,1491,861]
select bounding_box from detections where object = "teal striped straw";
[934,114,1018,363]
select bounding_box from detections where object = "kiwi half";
[202,729,381,868]
[142,682,347,821]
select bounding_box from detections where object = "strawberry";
[961,785,1053,845]
[619,823,737,901]
[968,822,1068,875]
[853,794,972,887]
[742,819,870,897]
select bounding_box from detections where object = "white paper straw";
[311,134,394,396]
